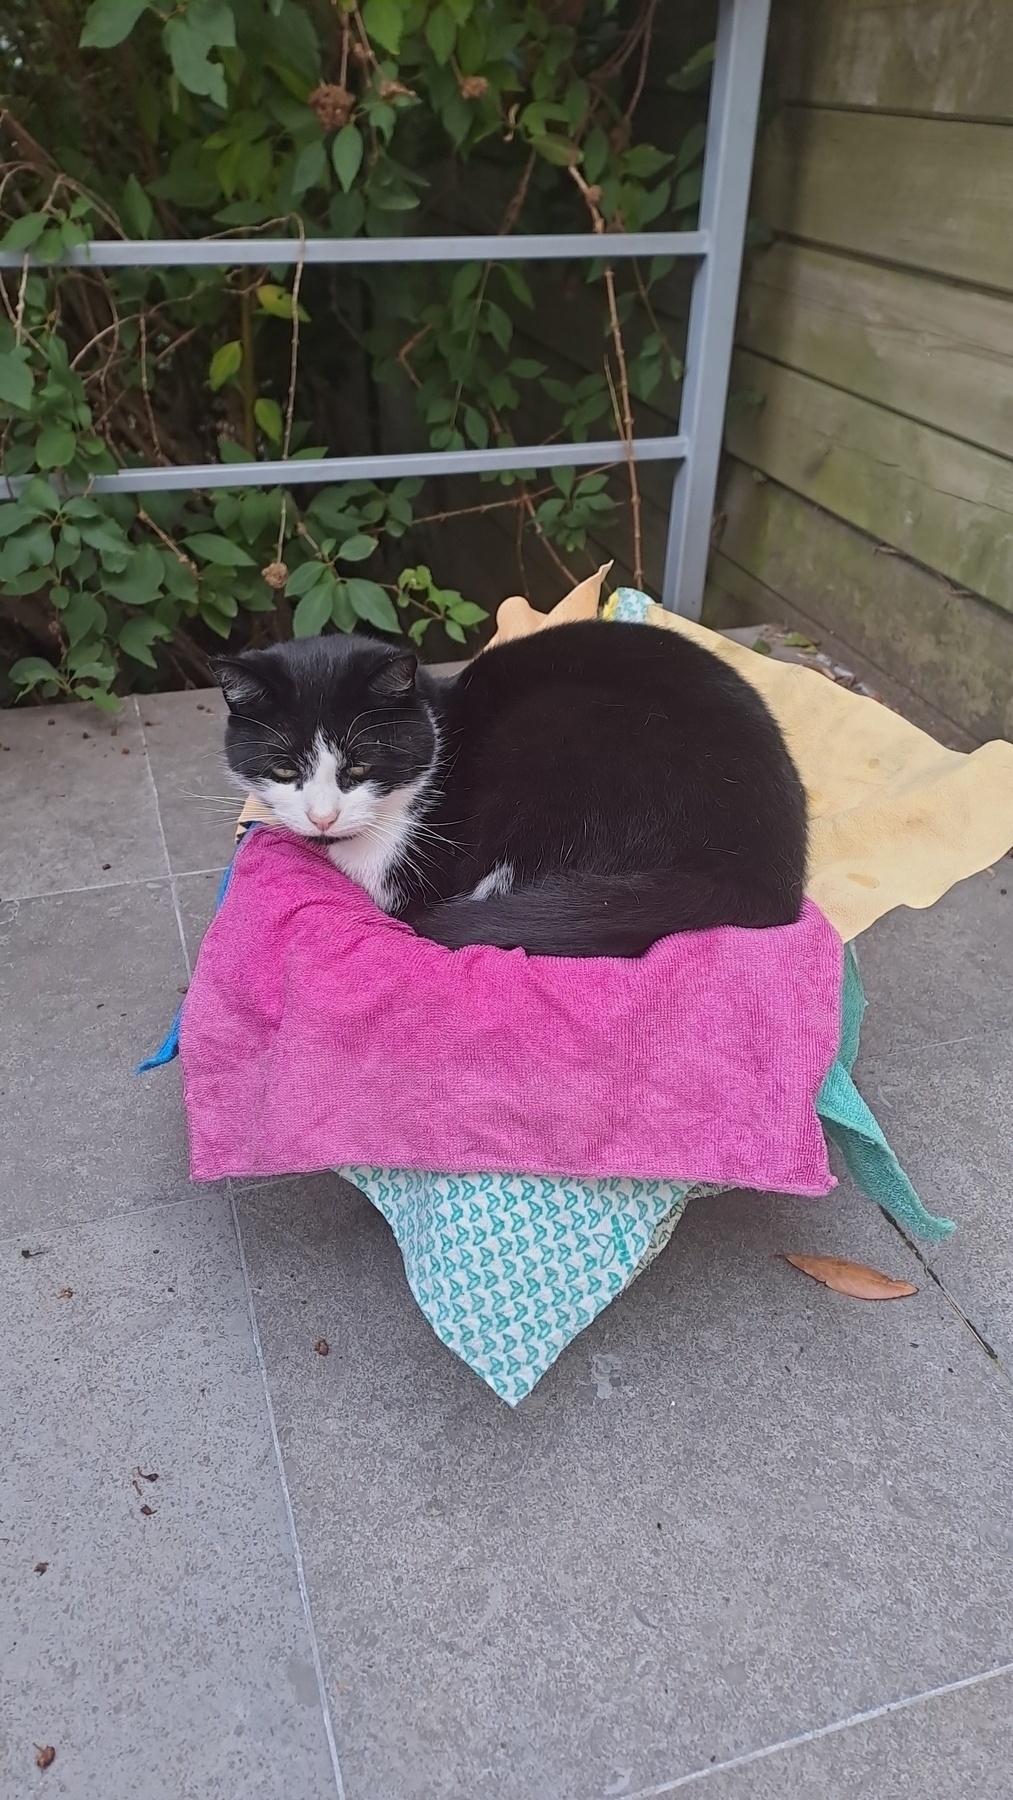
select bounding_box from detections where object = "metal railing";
[0,0,770,619]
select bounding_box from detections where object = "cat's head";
[210,635,438,846]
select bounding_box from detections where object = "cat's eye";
[270,765,298,782]
[346,763,368,781]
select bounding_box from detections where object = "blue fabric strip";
[137,848,246,1072]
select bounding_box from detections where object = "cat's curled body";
[213,620,807,957]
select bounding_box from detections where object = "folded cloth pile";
[145,586,1013,1403]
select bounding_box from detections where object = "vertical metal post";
[661,0,771,616]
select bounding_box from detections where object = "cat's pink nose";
[307,808,339,833]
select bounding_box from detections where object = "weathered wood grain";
[769,0,1013,120]
[753,107,1013,293]
[725,348,1013,614]
[738,242,1013,459]
[712,459,1013,742]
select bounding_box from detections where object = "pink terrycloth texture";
[180,828,843,1191]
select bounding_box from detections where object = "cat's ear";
[369,652,417,699]
[208,654,272,713]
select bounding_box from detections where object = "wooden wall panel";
[725,349,1013,614]
[753,108,1013,293]
[768,0,1013,120]
[738,242,1013,459]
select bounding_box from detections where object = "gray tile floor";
[2,690,1011,1800]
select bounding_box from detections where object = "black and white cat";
[212,621,807,957]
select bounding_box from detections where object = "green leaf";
[292,139,327,196]
[78,686,121,711]
[254,397,283,444]
[183,533,256,566]
[209,339,242,390]
[121,173,155,238]
[119,616,167,667]
[0,503,34,538]
[0,213,49,253]
[104,541,165,604]
[667,41,714,92]
[256,283,310,321]
[35,426,77,469]
[447,598,486,626]
[425,4,456,63]
[79,0,149,49]
[218,437,255,463]
[0,348,34,411]
[9,656,60,689]
[529,133,580,168]
[284,560,328,597]
[346,578,399,632]
[508,358,546,379]
[337,533,376,562]
[623,144,673,179]
[362,0,403,54]
[484,301,511,350]
[332,124,364,194]
[450,261,482,307]
[62,592,104,645]
[163,11,231,107]
[444,618,466,644]
[292,583,333,636]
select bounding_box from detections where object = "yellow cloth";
[237,578,1013,942]
[604,597,1013,941]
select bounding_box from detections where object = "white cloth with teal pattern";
[337,1165,720,1404]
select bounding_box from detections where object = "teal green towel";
[816,946,954,1244]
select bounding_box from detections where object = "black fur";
[214,622,807,957]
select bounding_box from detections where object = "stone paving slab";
[0,881,195,1239]
[237,1173,1013,1800]
[1,1195,338,1800]
[2,687,1011,1800]
[693,1667,1013,1800]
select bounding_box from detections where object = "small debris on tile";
[82,731,90,739]
[314,1338,330,1356]
[57,1288,73,1300]
[35,1746,56,1770]
[34,1561,49,1576]
[120,747,130,755]
[134,1467,159,1482]
[20,1246,49,1260]
[139,1504,156,1517]
[101,862,111,870]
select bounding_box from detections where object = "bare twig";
[137,311,167,463]
[397,323,430,389]
[274,231,306,565]
[499,150,537,236]
[568,164,643,586]
[623,0,660,126]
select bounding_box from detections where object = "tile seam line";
[0,1187,226,1249]
[139,702,344,1790]
[597,1659,1013,1800]
[135,696,194,980]
[226,1177,347,1800]
[5,866,228,904]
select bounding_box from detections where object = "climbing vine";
[0,0,709,706]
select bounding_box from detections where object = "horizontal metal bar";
[86,436,689,494]
[0,231,708,270]
[0,436,686,499]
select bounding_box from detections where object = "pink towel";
[180,828,842,1193]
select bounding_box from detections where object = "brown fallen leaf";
[34,1561,49,1576]
[35,1745,56,1770]
[314,1338,330,1356]
[784,1254,917,1300]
